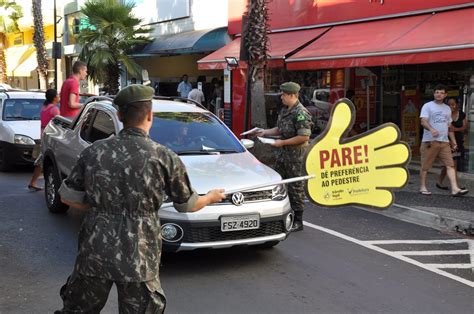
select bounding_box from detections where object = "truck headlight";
[14,134,35,145]
[272,184,287,201]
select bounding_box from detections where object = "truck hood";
[180,152,282,194]
[5,121,41,140]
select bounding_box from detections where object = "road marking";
[425,264,473,269]
[365,239,469,244]
[393,250,472,256]
[303,221,474,288]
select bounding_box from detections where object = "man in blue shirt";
[177,74,192,98]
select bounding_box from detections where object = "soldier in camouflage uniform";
[256,82,313,232]
[56,85,225,313]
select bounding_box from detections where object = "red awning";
[286,8,474,70]
[198,27,329,70]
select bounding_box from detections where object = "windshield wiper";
[177,149,220,155]
[4,116,32,120]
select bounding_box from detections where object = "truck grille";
[220,189,273,204]
[182,221,284,243]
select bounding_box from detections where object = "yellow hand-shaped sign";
[305,99,411,208]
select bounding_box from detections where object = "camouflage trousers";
[56,271,166,313]
[274,146,307,212]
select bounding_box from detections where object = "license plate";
[221,214,260,232]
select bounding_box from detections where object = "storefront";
[197,0,474,173]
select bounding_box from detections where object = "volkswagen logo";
[231,192,245,206]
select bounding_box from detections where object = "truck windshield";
[150,112,245,155]
[2,99,43,121]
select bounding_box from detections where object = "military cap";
[280,82,300,94]
[114,84,154,108]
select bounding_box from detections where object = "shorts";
[420,141,454,171]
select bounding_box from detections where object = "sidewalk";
[357,159,474,236]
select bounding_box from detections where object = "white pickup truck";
[0,90,45,171]
[41,96,293,251]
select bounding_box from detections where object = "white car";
[42,96,293,251]
[0,91,44,171]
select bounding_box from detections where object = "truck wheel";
[44,163,68,213]
[0,143,11,172]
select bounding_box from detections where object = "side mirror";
[240,138,254,149]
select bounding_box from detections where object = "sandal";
[435,183,449,190]
[28,184,43,191]
[452,189,468,197]
[419,190,432,195]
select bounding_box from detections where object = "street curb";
[355,204,473,234]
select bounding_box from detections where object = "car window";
[150,112,244,154]
[80,109,96,142]
[2,99,43,121]
[89,110,115,142]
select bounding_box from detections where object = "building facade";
[198,0,474,173]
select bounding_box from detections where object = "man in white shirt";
[187,83,205,105]
[419,84,468,197]
[177,74,192,98]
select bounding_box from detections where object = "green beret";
[280,82,300,94]
[114,84,154,108]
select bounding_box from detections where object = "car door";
[82,109,116,144]
[56,108,98,176]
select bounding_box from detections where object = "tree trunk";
[32,0,49,90]
[0,34,7,83]
[251,69,267,128]
[105,64,120,95]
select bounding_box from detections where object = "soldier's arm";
[59,152,91,210]
[60,198,91,211]
[257,127,280,137]
[273,135,310,147]
[273,110,311,147]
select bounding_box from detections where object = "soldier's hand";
[305,100,410,208]
[255,129,266,137]
[271,139,284,147]
[206,189,226,204]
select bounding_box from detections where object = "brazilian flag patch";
[297,114,306,121]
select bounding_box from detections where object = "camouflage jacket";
[59,127,198,281]
[277,100,313,140]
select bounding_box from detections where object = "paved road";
[1,169,473,313]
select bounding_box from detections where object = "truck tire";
[44,163,69,213]
[0,143,11,172]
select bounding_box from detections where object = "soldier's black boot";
[291,211,304,232]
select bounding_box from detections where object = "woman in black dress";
[437,97,467,189]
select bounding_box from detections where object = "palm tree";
[0,0,23,83]
[78,0,151,94]
[242,0,269,130]
[32,0,49,89]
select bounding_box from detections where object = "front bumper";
[0,141,35,165]
[161,214,291,252]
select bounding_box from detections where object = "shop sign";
[305,99,410,209]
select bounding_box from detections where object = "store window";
[382,61,474,173]
[264,67,379,137]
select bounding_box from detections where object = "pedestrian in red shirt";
[60,61,88,118]
[29,89,60,191]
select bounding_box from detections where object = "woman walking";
[437,97,467,190]
[28,89,60,190]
